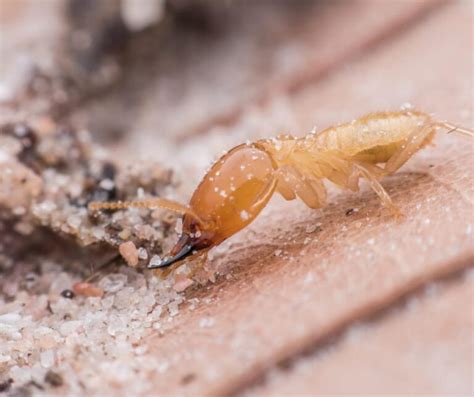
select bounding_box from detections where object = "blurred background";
[3,0,463,184]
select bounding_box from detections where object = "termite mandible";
[89,109,473,271]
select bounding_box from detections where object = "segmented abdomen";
[312,110,431,158]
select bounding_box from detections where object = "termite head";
[89,141,284,270]
[148,143,278,269]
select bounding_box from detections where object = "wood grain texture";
[135,1,473,396]
[1,1,472,395]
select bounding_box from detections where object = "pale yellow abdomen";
[313,110,432,163]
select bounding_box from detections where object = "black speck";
[82,162,117,207]
[0,378,13,392]
[180,373,196,385]
[60,289,75,299]
[1,122,41,172]
[101,162,116,180]
[24,274,37,283]
[276,359,293,371]
[345,208,355,216]
[44,370,63,388]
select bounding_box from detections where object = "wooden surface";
[137,1,473,395]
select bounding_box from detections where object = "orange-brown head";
[149,143,278,268]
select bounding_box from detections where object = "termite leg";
[186,250,210,279]
[275,168,325,209]
[383,122,435,175]
[436,121,474,138]
[353,163,401,217]
[157,262,181,279]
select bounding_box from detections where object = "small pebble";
[138,247,148,260]
[40,350,55,368]
[59,321,82,336]
[0,313,21,324]
[73,282,104,298]
[119,241,139,267]
[99,178,115,190]
[149,255,162,268]
[173,277,194,292]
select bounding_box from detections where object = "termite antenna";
[88,198,204,224]
[436,121,474,138]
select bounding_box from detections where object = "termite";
[89,110,472,272]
